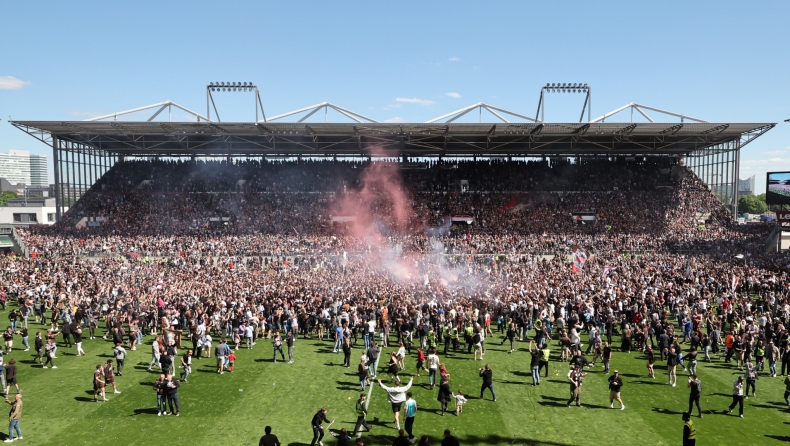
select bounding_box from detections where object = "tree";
[738,194,767,214]
[0,191,17,206]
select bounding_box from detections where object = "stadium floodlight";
[536,82,592,122]
[206,82,267,122]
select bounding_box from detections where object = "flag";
[731,275,739,292]
[572,249,587,273]
[602,265,614,279]
[498,197,519,212]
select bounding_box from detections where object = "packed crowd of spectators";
[21,158,774,259]
[3,158,787,394]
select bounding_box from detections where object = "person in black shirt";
[646,345,656,378]
[528,341,541,386]
[392,429,410,446]
[352,394,371,437]
[602,342,613,374]
[569,350,587,371]
[342,336,352,368]
[34,333,43,365]
[310,407,332,445]
[666,347,679,387]
[687,374,702,417]
[4,359,19,396]
[479,364,496,401]
[165,374,180,416]
[366,343,379,378]
[607,370,625,410]
[437,376,452,416]
[441,429,460,446]
[160,351,173,376]
[1,329,14,354]
[658,330,670,360]
[258,425,281,446]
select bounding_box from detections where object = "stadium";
[1,78,788,446]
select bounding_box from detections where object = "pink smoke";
[331,149,415,280]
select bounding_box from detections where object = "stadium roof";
[11,120,775,157]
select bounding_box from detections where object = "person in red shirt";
[416,348,426,377]
[228,351,236,372]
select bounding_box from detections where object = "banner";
[776,211,790,222]
[451,215,475,224]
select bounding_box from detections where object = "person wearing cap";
[682,412,696,446]
[607,370,625,410]
[727,376,744,418]
[687,374,702,417]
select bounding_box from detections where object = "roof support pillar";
[52,136,61,222]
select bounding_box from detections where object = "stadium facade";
[9,91,776,222]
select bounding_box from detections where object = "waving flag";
[572,249,588,273]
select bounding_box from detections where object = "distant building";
[29,154,48,187]
[0,197,67,226]
[0,150,49,187]
[0,178,25,195]
[739,175,755,196]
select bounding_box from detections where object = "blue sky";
[1,0,789,192]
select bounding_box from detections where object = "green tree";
[738,194,768,214]
[0,191,17,206]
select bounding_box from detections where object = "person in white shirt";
[727,376,744,418]
[366,320,376,350]
[147,336,161,372]
[244,325,254,349]
[378,376,413,431]
[427,349,440,389]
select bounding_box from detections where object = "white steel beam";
[482,105,510,123]
[633,104,708,123]
[296,106,324,123]
[589,103,635,123]
[590,102,708,123]
[633,106,654,123]
[484,104,541,123]
[87,101,210,122]
[329,104,379,123]
[427,103,540,124]
[146,104,170,122]
[425,103,481,123]
[266,103,329,122]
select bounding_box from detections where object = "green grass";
[6,316,790,445]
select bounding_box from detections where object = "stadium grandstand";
[4,85,790,445]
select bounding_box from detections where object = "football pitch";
[7,316,789,445]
